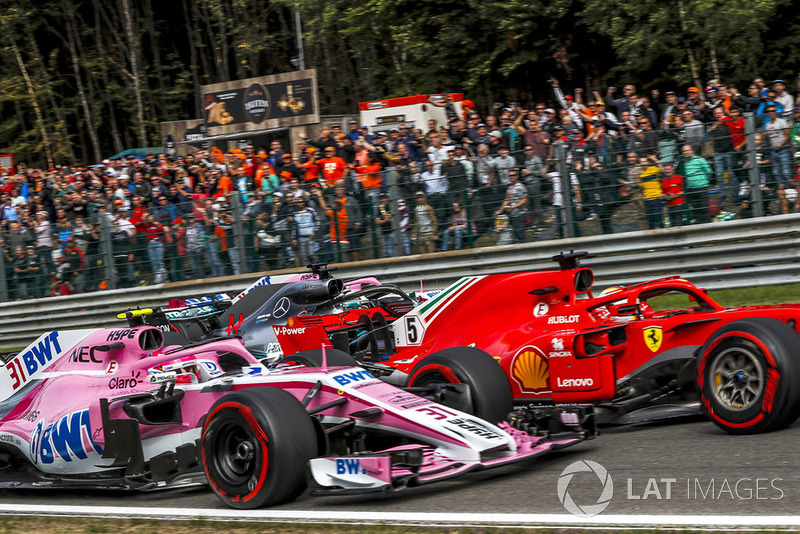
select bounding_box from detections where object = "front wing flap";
[309,404,595,495]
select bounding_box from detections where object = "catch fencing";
[5,112,797,305]
[1,212,799,349]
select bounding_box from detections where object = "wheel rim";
[414,371,447,387]
[413,367,461,387]
[710,345,765,411]
[212,420,260,487]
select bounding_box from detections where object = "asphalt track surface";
[1,416,799,519]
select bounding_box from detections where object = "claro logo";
[557,377,594,387]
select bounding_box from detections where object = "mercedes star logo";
[273,297,291,319]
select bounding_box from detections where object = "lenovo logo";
[557,377,594,388]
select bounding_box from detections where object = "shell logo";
[511,348,550,394]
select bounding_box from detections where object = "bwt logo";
[5,331,62,391]
[557,460,613,517]
[336,458,366,475]
[333,370,375,386]
[29,409,103,465]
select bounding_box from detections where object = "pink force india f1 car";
[0,325,594,508]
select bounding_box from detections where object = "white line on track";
[1,504,800,530]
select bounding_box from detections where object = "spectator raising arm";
[550,79,584,130]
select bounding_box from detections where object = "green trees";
[0,0,796,167]
[581,0,779,88]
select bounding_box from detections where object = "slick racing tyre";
[698,318,800,435]
[277,348,359,368]
[406,347,513,424]
[202,388,317,508]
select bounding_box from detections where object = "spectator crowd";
[2,74,800,301]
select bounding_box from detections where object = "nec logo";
[336,458,366,474]
[30,409,103,465]
[332,370,375,386]
[69,346,101,364]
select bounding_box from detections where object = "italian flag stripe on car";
[418,277,484,322]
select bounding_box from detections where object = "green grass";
[705,283,800,307]
[641,283,800,313]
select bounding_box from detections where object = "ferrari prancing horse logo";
[643,326,663,353]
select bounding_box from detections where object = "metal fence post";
[100,216,116,290]
[0,232,8,302]
[464,188,474,249]
[554,142,575,238]
[367,197,379,259]
[332,210,343,263]
[386,167,403,257]
[744,112,764,218]
[230,193,248,274]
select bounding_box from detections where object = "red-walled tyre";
[407,347,513,424]
[698,318,800,435]
[202,387,317,508]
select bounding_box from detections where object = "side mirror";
[608,303,640,316]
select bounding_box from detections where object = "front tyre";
[407,347,513,424]
[698,318,800,434]
[202,387,317,508]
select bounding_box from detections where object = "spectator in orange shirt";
[327,197,349,258]
[356,152,383,205]
[354,141,371,167]
[318,146,348,187]
[216,171,233,196]
[253,152,275,190]
[302,147,322,184]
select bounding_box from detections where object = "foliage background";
[0,0,797,166]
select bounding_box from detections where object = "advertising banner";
[202,70,318,134]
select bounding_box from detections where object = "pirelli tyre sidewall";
[698,318,800,435]
[407,347,513,424]
[202,387,317,508]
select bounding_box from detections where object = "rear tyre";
[698,318,800,434]
[407,347,513,424]
[202,387,317,508]
[277,348,359,368]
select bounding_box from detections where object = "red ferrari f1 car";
[275,252,800,434]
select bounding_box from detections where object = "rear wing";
[0,329,99,402]
[232,272,321,303]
